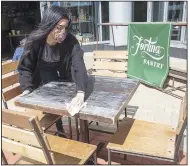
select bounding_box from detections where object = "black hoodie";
[18,33,88,93]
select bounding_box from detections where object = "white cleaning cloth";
[66,102,87,116]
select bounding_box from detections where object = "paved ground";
[2,52,187,164]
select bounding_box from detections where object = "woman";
[18,6,88,136]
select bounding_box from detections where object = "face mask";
[55,32,67,43]
[48,19,69,44]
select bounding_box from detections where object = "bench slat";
[2,138,47,164]
[2,61,19,75]
[2,124,40,147]
[2,73,19,89]
[92,71,127,78]
[93,61,127,71]
[94,51,128,59]
[3,84,22,101]
[2,109,33,130]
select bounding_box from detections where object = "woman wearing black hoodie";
[18,6,88,136]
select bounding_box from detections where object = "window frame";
[148,1,187,48]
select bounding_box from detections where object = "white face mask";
[55,32,67,43]
[48,19,69,44]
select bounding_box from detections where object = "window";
[167,2,184,41]
[151,2,186,42]
[59,2,96,43]
[152,2,164,21]
[133,2,147,22]
[101,1,109,41]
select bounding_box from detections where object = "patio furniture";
[165,67,187,97]
[88,50,128,132]
[106,93,187,164]
[15,75,139,144]
[169,67,187,83]
[2,109,97,164]
[90,50,187,100]
[91,50,128,78]
[2,60,62,134]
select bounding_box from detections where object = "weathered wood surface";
[107,117,176,160]
[15,76,139,124]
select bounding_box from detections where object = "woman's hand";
[70,91,85,108]
[67,91,85,116]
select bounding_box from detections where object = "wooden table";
[15,76,139,143]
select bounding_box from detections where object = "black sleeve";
[71,44,88,92]
[17,45,38,92]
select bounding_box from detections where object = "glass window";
[60,2,96,43]
[167,1,184,41]
[101,1,109,41]
[152,2,164,21]
[133,2,147,22]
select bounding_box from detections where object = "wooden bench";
[2,60,61,133]
[107,93,187,164]
[2,109,97,164]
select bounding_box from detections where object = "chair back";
[2,60,22,108]
[92,51,128,78]
[2,109,53,164]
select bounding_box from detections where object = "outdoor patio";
[3,122,187,165]
[1,2,188,164]
[2,52,187,165]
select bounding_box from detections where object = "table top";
[15,76,139,124]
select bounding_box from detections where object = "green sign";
[127,23,172,88]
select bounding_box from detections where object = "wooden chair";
[91,50,128,78]
[1,60,62,134]
[2,109,97,164]
[90,51,187,99]
[2,60,83,139]
[106,93,187,164]
[87,51,128,133]
[165,67,187,97]
[169,67,187,84]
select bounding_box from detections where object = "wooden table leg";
[68,117,72,139]
[80,119,89,143]
[75,117,79,141]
